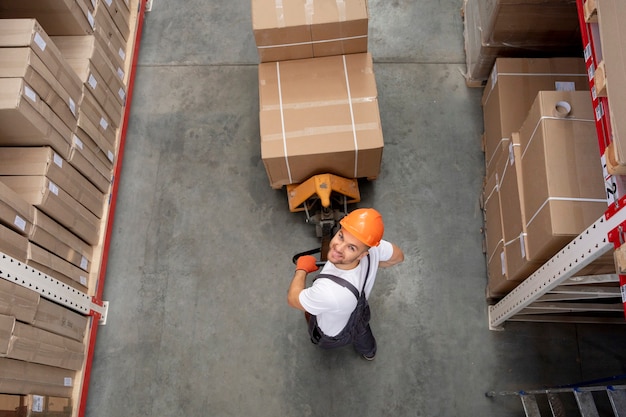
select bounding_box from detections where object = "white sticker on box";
[33,33,46,51]
[88,11,95,29]
[117,67,125,80]
[621,285,626,303]
[500,251,506,275]
[520,233,526,258]
[73,135,84,149]
[119,48,126,61]
[80,275,87,286]
[81,256,88,270]
[32,395,44,412]
[64,377,73,387]
[119,87,126,102]
[88,74,98,89]
[108,150,114,162]
[100,117,109,130]
[69,97,77,116]
[48,182,59,196]
[24,85,37,102]
[14,215,26,231]
[53,153,63,168]
[555,81,575,92]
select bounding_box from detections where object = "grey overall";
[307,255,377,357]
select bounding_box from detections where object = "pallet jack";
[288,174,361,267]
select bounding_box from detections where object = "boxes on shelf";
[0,147,106,219]
[252,0,368,62]
[26,242,89,290]
[0,78,72,159]
[93,0,128,72]
[0,358,75,397]
[0,279,40,324]
[0,0,94,36]
[463,0,582,85]
[0,180,35,237]
[0,223,29,263]
[0,175,100,245]
[32,298,88,342]
[25,394,72,417]
[101,0,132,42]
[482,57,589,178]
[0,314,85,371]
[68,134,112,193]
[259,52,383,188]
[519,91,606,263]
[482,150,506,297]
[0,48,78,132]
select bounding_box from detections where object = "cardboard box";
[31,208,93,273]
[0,180,35,237]
[68,134,112,193]
[0,358,75,397]
[252,0,368,62]
[32,298,88,342]
[52,35,126,107]
[0,279,40,324]
[0,48,78,131]
[0,78,71,159]
[0,175,100,245]
[0,314,85,370]
[259,53,383,188]
[76,88,119,153]
[25,395,71,417]
[463,0,582,85]
[0,394,24,417]
[0,20,83,99]
[101,0,131,41]
[94,1,127,71]
[0,147,106,219]
[519,91,606,262]
[26,243,89,290]
[482,57,589,177]
[596,0,626,167]
[0,223,29,263]
[0,1,93,36]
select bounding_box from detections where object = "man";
[287,208,404,360]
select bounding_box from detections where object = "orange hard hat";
[339,208,384,247]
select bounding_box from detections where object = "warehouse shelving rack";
[0,0,147,415]
[488,0,626,330]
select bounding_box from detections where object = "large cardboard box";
[519,91,606,262]
[0,223,29,263]
[0,175,100,245]
[463,0,582,85]
[0,358,75,397]
[259,53,383,188]
[0,48,78,131]
[0,147,106,219]
[0,314,84,370]
[482,58,589,178]
[0,1,93,36]
[32,298,88,342]
[0,279,40,324]
[31,208,93,273]
[0,180,35,237]
[252,0,368,62]
[0,78,72,159]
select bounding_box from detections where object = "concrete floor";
[85,0,626,416]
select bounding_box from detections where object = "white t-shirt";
[299,240,394,336]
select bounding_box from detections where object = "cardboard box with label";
[0,358,75,397]
[0,180,35,237]
[519,91,606,262]
[0,223,29,263]
[252,0,368,62]
[27,243,89,290]
[482,57,589,178]
[32,298,88,342]
[94,0,128,71]
[68,134,112,193]
[25,394,72,417]
[0,1,93,36]
[259,52,383,188]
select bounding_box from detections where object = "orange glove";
[296,255,319,274]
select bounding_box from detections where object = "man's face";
[326,227,369,269]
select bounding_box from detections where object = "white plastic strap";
[256,35,368,49]
[275,0,285,27]
[342,55,358,178]
[526,197,607,227]
[521,115,595,160]
[276,62,292,184]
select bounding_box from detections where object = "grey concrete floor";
[85,0,626,416]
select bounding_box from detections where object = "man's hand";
[296,255,319,274]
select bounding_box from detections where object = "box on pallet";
[519,91,606,262]
[0,48,78,132]
[482,57,589,178]
[259,52,383,188]
[252,0,368,62]
[0,78,72,159]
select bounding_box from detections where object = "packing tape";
[336,0,347,21]
[342,54,358,178]
[305,0,314,25]
[275,61,293,184]
[526,196,607,228]
[257,34,368,49]
[520,115,595,160]
[554,100,571,118]
[275,0,286,27]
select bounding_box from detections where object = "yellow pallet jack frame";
[286,173,361,212]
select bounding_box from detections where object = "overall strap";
[315,254,372,299]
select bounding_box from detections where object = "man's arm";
[379,243,404,268]
[287,270,307,311]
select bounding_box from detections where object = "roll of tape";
[554,101,572,118]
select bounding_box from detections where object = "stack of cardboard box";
[252,0,384,189]
[0,0,135,404]
[481,57,613,298]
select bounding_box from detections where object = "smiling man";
[287,208,404,360]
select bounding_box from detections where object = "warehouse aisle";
[85,1,626,416]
